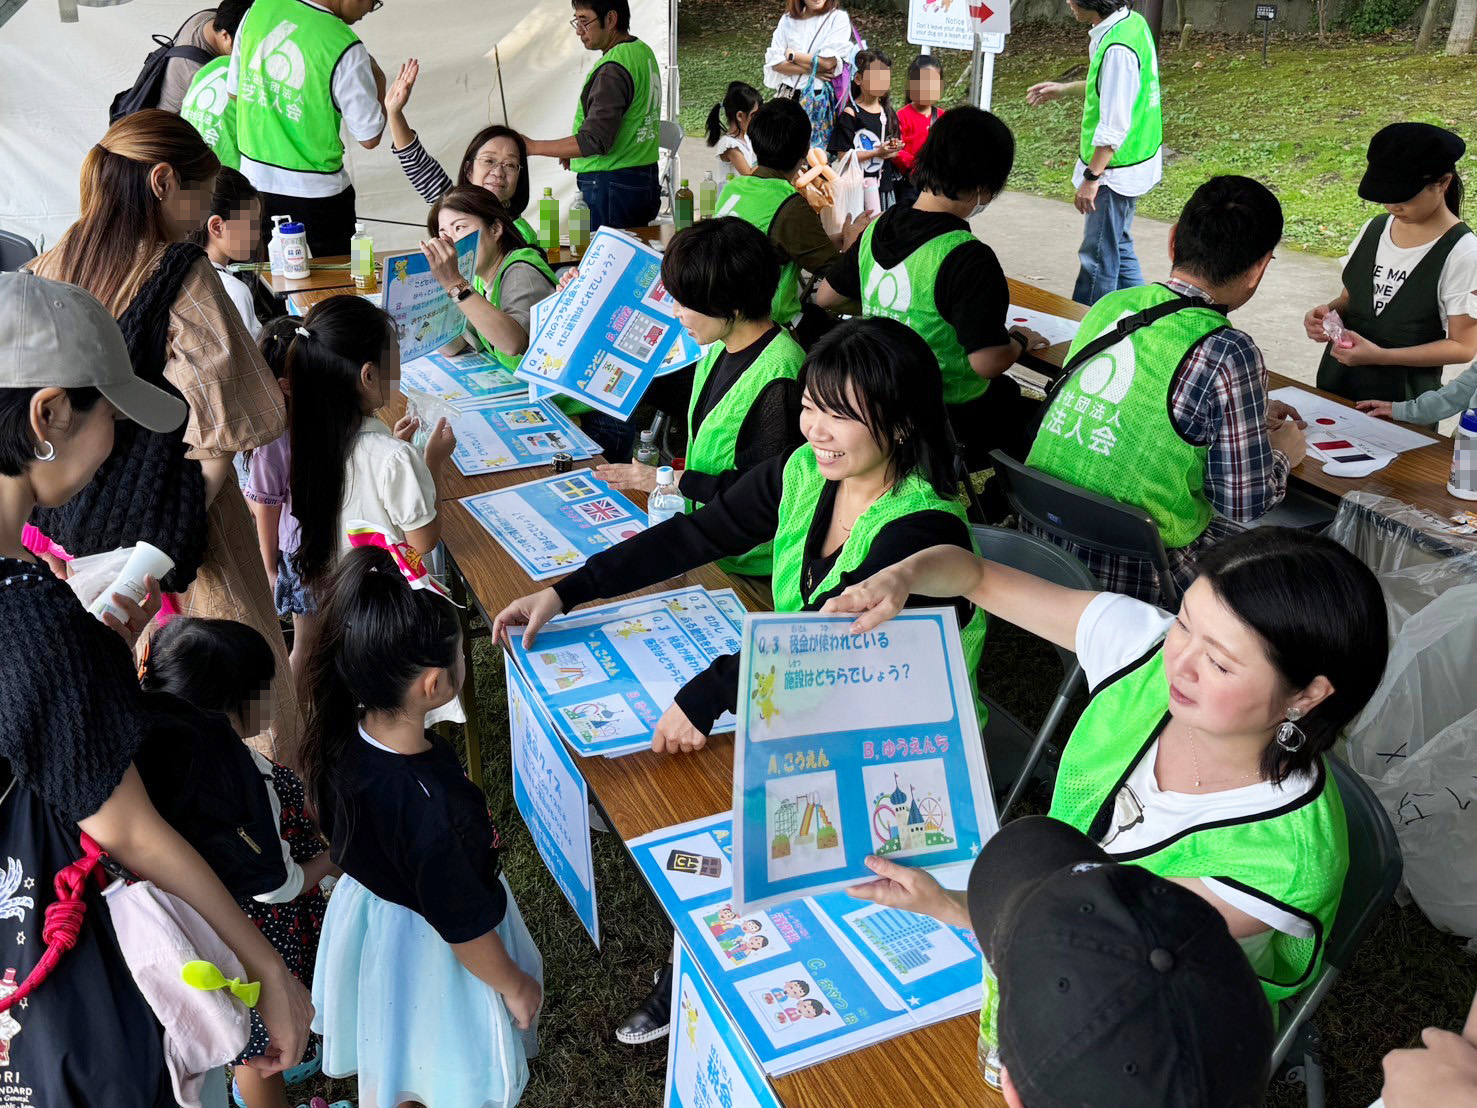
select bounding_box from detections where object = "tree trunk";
[1448,0,1477,54]
[1417,0,1442,51]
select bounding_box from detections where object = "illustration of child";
[778,998,830,1025]
[740,919,764,934]
[783,979,810,1000]
[727,934,769,964]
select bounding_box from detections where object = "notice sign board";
[1255,4,1278,18]
[907,0,1004,50]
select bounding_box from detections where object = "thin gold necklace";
[1186,726,1262,789]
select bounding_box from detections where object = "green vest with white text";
[716,175,802,326]
[1081,10,1162,168]
[181,56,241,171]
[570,38,661,174]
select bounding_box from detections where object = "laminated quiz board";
[506,655,599,945]
[516,229,684,419]
[506,587,745,757]
[448,397,599,476]
[665,935,781,1108]
[458,470,646,582]
[633,814,983,1076]
[400,348,525,410]
[380,232,478,362]
[733,609,996,911]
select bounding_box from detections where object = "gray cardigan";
[1392,361,1477,425]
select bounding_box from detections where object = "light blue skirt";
[311,874,542,1108]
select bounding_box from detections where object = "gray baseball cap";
[0,270,186,433]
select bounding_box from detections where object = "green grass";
[675,0,1477,255]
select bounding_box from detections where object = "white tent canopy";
[0,0,677,249]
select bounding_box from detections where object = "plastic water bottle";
[635,429,658,466]
[674,179,694,231]
[647,466,683,528]
[268,215,290,277]
[698,171,717,221]
[569,192,591,260]
[539,187,560,251]
[1448,409,1477,500]
[350,221,375,292]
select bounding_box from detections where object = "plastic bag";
[817,151,863,241]
[64,546,135,611]
[402,387,461,456]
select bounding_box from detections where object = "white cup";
[88,542,175,626]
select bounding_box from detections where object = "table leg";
[449,556,485,791]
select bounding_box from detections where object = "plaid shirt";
[1024,279,1290,605]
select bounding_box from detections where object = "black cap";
[967,817,1273,1108]
[1358,122,1466,205]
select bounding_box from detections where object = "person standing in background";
[763,0,856,149]
[1027,0,1163,306]
[227,0,387,257]
[523,0,663,234]
[179,1,256,170]
[158,3,249,115]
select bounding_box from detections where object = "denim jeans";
[575,165,661,234]
[1072,184,1145,306]
[579,409,639,463]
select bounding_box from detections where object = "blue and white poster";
[458,470,646,582]
[449,397,597,476]
[732,610,996,912]
[633,815,982,1076]
[665,935,781,1108]
[381,232,479,362]
[506,654,599,945]
[516,229,685,419]
[400,347,525,411]
[507,587,743,757]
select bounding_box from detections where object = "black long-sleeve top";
[552,454,973,732]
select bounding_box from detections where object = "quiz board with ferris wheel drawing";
[732,609,997,912]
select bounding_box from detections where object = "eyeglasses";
[474,156,522,177]
[370,0,383,10]
[569,15,596,29]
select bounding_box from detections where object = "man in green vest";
[226,0,387,257]
[523,0,662,234]
[1026,0,1163,305]
[1025,176,1308,605]
[180,1,255,171]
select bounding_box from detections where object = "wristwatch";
[1082,167,1103,182]
[449,282,474,302]
[786,50,795,63]
[1009,328,1031,356]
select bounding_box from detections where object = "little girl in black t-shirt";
[302,543,543,1108]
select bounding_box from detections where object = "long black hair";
[904,54,943,108]
[849,49,899,144]
[257,315,297,380]
[1192,528,1389,786]
[286,296,399,586]
[427,185,529,258]
[300,545,461,818]
[706,81,762,147]
[141,616,276,723]
[456,124,531,220]
[799,318,956,498]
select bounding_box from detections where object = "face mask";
[968,193,989,219]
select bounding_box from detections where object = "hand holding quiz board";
[380,231,479,363]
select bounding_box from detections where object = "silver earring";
[33,440,55,462]
[1275,707,1306,752]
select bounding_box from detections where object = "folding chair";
[658,120,684,219]
[1272,756,1403,1106]
[0,229,38,272]
[970,525,1097,820]
[988,448,1180,608]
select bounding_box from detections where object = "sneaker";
[614,962,673,1044]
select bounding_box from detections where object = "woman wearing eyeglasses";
[383,58,539,244]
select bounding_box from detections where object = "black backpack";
[108,10,217,124]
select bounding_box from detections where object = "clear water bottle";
[698,171,717,221]
[674,179,694,231]
[647,466,683,528]
[635,428,658,466]
[1449,408,1477,500]
[569,191,591,259]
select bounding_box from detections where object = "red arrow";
[970,0,995,22]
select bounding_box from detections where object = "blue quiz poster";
[449,397,596,476]
[506,654,599,945]
[665,936,781,1108]
[380,232,479,362]
[732,610,997,912]
[400,348,525,411]
[458,470,646,582]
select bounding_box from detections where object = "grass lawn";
[675,0,1477,256]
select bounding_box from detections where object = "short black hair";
[1073,0,1128,13]
[0,387,104,477]
[912,106,1015,202]
[660,218,778,324]
[213,0,254,37]
[572,0,630,31]
[1172,175,1284,286]
[141,617,277,723]
[748,98,812,174]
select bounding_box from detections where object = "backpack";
[108,9,216,124]
[830,24,866,114]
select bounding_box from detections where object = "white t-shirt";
[212,262,262,340]
[1071,8,1163,199]
[713,133,756,172]
[1342,216,1477,323]
[1074,592,1318,957]
[338,416,437,555]
[763,9,856,92]
[225,0,386,198]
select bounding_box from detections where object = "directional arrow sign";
[970,0,1011,33]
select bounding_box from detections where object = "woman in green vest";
[1304,123,1477,414]
[494,317,989,754]
[424,186,557,370]
[595,217,805,577]
[830,526,1389,1009]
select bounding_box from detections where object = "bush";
[1343,0,1423,33]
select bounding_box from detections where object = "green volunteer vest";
[1026,284,1228,549]
[857,222,982,406]
[235,0,360,174]
[1080,10,1162,168]
[684,330,806,576]
[771,446,988,715]
[1047,647,1347,1005]
[716,175,802,326]
[570,38,661,174]
[472,250,590,416]
[1316,213,1473,408]
[181,56,241,171]
[514,216,537,245]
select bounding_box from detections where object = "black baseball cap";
[1358,122,1466,205]
[967,817,1273,1108]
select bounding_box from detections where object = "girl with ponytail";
[303,545,543,1108]
[705,80,763,177]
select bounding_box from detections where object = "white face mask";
[968,192,989,219]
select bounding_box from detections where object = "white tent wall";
[0,0,675,250]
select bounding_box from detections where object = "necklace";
[1185,725,1262,789]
